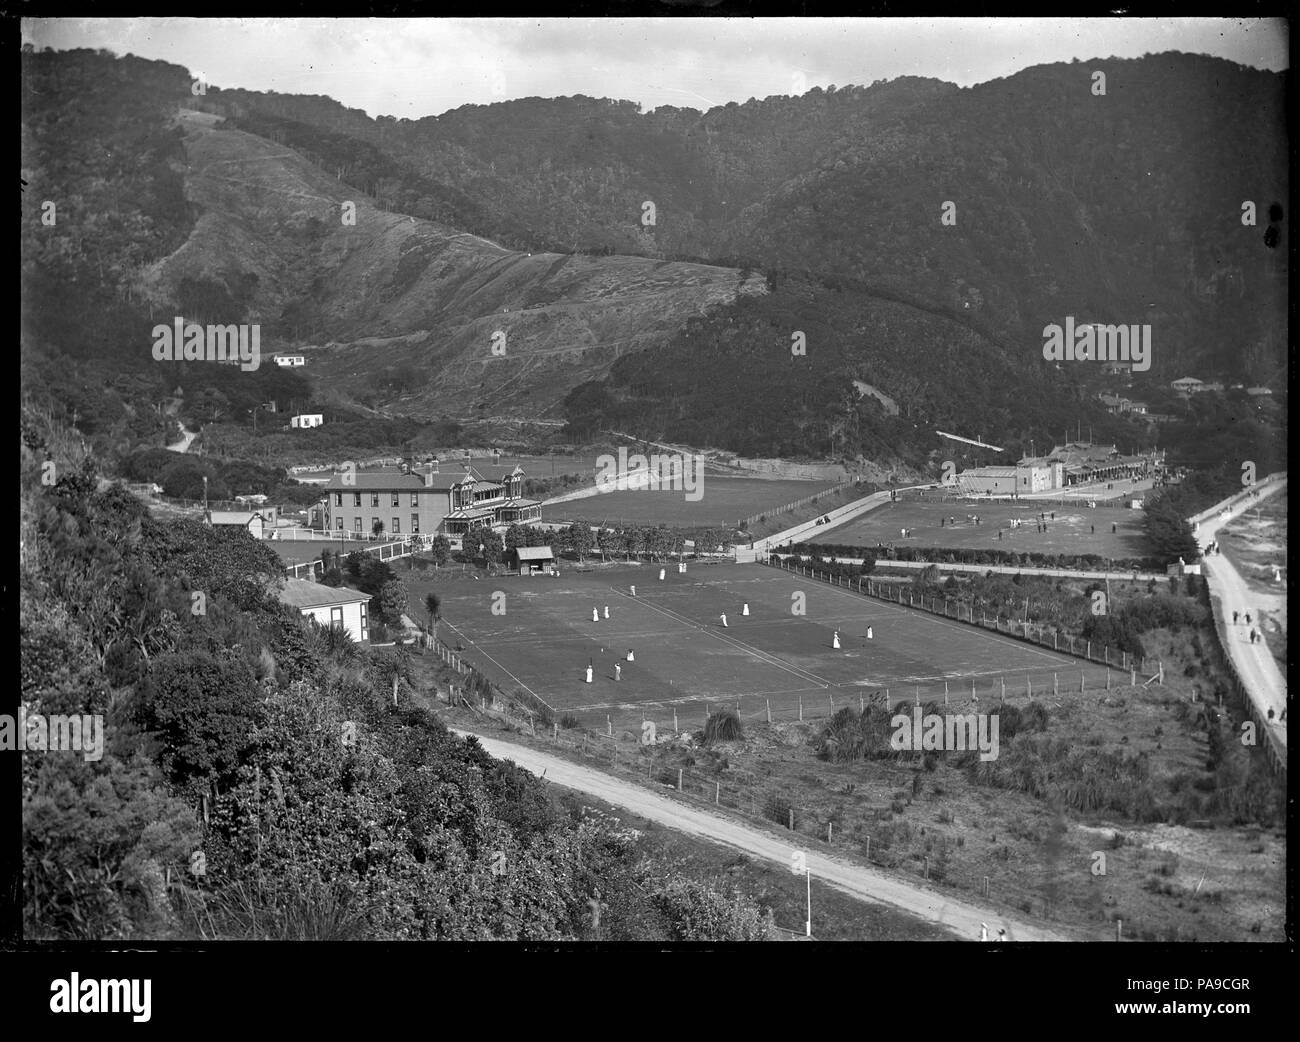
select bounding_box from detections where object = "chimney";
[424,465,436,488]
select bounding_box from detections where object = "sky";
[22,17,1289,119]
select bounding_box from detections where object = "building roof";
[444,508,497,521]
[477,464,525,482]
[962,466,1017,477]
[278,578,372,609]
[1246,386,1273,395]
[322,468,442,492]
[515,546,555,561]
[208,510,265,526]
[1171,376,1204,386]
[499,497,541,508]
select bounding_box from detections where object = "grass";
[552,476,843,528]
[402,562,1115,730]
[818,498,1147,559]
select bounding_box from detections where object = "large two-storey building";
[318,460,541,545]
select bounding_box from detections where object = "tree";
[372,519,386,541]
[378,578,408,624]
[429,534,451,566]
[423,592,441,641]
[132,650,263,799]
[568,522,593,563]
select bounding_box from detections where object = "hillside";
[151,108,763,421]
[20,47,1287,474]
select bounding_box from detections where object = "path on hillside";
[451,728,1076,942]
[165,422,198,453]
[1191,477,1288,755]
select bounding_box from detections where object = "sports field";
[419,563,1112,723]
[551,477,840,527]
[816,499,1147,559]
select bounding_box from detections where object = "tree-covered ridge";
[20,47,1286,475]
[20,417,775,941]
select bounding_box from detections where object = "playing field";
[552,477,840,527]
[816,499,1148,559]
[421,563,1112,723]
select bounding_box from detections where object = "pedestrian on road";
[615,663,622,681]
[1245,613,1251,626]
[1233,611,1239,624]
[1091,524,1095,534]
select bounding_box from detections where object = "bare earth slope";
[146,110,765,419]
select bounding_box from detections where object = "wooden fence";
[737,478,858,530]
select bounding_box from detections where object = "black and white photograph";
[13,10,1289,1013]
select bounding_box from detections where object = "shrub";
[704,708,744,744]
[560,713,581,730]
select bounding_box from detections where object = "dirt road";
[452,727,1078,941]
[1193,477,1288,755]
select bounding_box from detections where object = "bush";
[560,714,581,730]
[704,708,744,744]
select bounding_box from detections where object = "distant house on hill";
[1246,386,1274,397]
[1171,376,1205,394]
[291,414,324,429]
[274,354,306,367]
[277,578,370,643]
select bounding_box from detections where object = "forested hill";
[21,46,1287,471]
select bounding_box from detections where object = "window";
[411,513,420,533]
[335,493,342,506]
[354,517,362,532]
[392,517,400,533]
[359,603,368,642]
[371,517,380,534]
[371,493,380,507]
[391,492,400,507]
[336,517,344,530]
[330,606,344,631]
[410,492,419,507]
[353,493,361,507]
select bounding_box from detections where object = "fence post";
[715,782,720,804]
[766,699,772,724]
[799,697,803,721]
[607,715,612,737]
[1054,672,1059,696]
[677,768,683,791]
[828,821,833,842]
[1106,667,1112,690]
[1081,671,1086,692]
[788,808,795,830]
